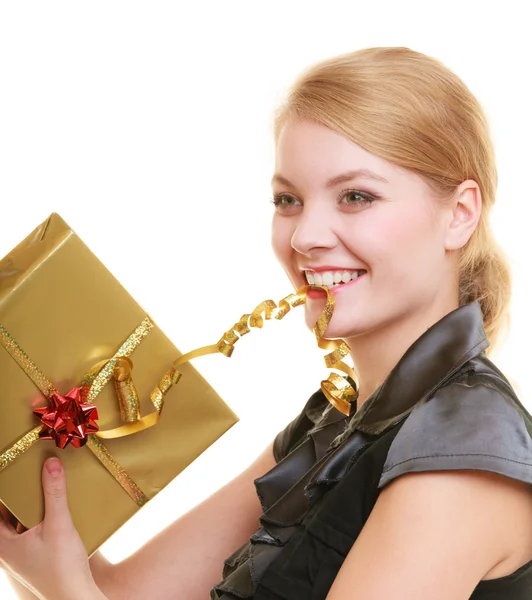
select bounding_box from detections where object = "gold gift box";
[0,213,238,555]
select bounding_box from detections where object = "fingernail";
[46,457,63,476]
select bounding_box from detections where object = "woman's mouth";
[303,269,367,298]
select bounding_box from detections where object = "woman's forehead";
[274,120,421,192]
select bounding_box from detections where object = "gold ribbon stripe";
[0,425,44,472]
[0,325,55,399]
[86,435,147,506]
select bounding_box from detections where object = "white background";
[1,1,531,596]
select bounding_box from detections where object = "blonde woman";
[1,47,532,600]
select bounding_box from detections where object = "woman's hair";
[273,46,511,354]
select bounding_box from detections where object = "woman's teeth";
[305,270,365,287]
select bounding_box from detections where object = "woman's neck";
[346,299,460,409]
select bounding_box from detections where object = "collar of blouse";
[337,301,489,437]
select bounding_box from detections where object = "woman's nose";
[290,205,338,255]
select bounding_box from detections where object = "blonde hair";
[273,46,511,353]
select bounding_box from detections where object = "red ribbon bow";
[33,387,99,449]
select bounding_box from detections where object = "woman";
[1,46,532,600]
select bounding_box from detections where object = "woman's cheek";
[271,219,294,268]
[270,221,285,265]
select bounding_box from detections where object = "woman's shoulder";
[378,354,532,490]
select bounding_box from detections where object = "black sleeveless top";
[211,303,532,599]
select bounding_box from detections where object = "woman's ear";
[444,180,482,251]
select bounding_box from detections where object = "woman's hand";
[0,457,107,600]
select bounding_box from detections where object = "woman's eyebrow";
[271,169,389,189]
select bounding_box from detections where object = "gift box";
[0,213,239,555]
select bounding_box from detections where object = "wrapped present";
[0,213,241,555]
[0,213,358,556]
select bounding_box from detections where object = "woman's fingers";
[0,459,93,600]
[0,512,17,541]
[0,503,11,522]
[41,457,73,535]
[0,458,73,543]
[0,503,14,524]
[15,522,28,534]
[0,503,18,537]
[0,501,27,534]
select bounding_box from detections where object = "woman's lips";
[306,272,366,299]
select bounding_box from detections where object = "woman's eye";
[271,190,376,212]
[271,194,302,211]
[339,190,375,206]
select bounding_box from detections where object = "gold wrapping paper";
[0,213,239,556]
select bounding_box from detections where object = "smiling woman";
[210,47,532,599]
[2,46,532,600]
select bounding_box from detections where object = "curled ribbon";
[213,284,358,415]
[91,284,357,441]
[0,283,358,507]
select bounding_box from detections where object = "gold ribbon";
[0,284,358,507]
[96,283,358,441]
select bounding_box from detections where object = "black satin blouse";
[211,302,532,599]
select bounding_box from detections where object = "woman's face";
[271,118,457,339]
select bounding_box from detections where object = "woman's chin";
[304,313,364,340]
